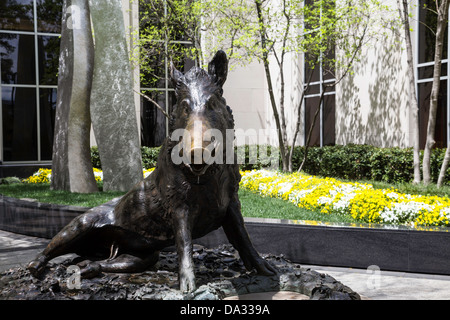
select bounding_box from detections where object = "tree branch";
[134,89,170,119]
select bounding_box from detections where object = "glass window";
[305,83,320,95]
[139,0,194,42]
[416,0,449,150]
[323,95,335,146]
[0,0,34,32]
[39,88,57,160]
[168,43,196,89]
[305,96,321,147]
[38,35,59,85]
[418,63,448,80]
[304,54,320,83]
[167,90,176,116]
[323,46,336,81]
[418,81,448,149]
[418,0,448,64]
[167,2,197,42]
[303,0,336,147]
[0,33,36,85]
[304,95,336,147]
[140,90,168,147]
[139,48,166,89]
[1,0,62,163]
[36,0,62,33]
[324,84,335,93]
[2,87,38,161]
[139,0,196,147]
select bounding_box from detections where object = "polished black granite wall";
[0,195,87,239]
[1,195,449,275]
[196,219,450,275]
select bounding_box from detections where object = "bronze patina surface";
[28,51,275,293]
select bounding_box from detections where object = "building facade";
[0,0,449,177]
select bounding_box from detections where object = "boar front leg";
[222,196,276,276]
[172,206,196,293]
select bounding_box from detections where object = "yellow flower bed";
[24,167,156,184]
[23,168,52,184]
[239,169,450,227]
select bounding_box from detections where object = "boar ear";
[169,61,183,87]
[208,50,228,87]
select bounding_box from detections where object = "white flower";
[318,196,332,205]
[277,182,293,196]
[94,171,103,180]
[386,192,399,199]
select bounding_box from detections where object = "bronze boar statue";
[27,50,275,293]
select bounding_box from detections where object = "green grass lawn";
[0,183,125,208]
[0,182,355,223]
[238,188,355,223]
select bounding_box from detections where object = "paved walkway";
[1,229,450,300]
[0,230,48,272]
[305,264,450,300]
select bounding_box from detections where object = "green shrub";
[90,145,161,170]
[90,146,101,169]
[236,144,280,171]
[141,146,161,169]
[369,147,414,183]
[0,176,22,185]
[293,145,450,185]
[292,144,377,180]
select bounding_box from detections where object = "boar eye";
[180,99,190,113]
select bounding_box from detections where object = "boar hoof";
[79,261,102,279]
[180,272,196,293]
[27,254,47,277]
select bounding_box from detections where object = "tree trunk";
[262,55,290,171]
[290,70,314,171]
[51,0,98,193]
[437,147,450,187]
[422,0,450,184]
[298,84,325,172]
[397,0,421,184]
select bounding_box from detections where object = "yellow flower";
[24,167,157,184]
[23,168,52,184]
[239,169,450,227]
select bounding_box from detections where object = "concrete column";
[89,0,143,191]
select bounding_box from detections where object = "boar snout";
[187,147,211,175]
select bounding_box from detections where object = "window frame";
[415,0,450,148]
[139,0,197,147]
[303,0,336,148]
[0,0,60,164]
